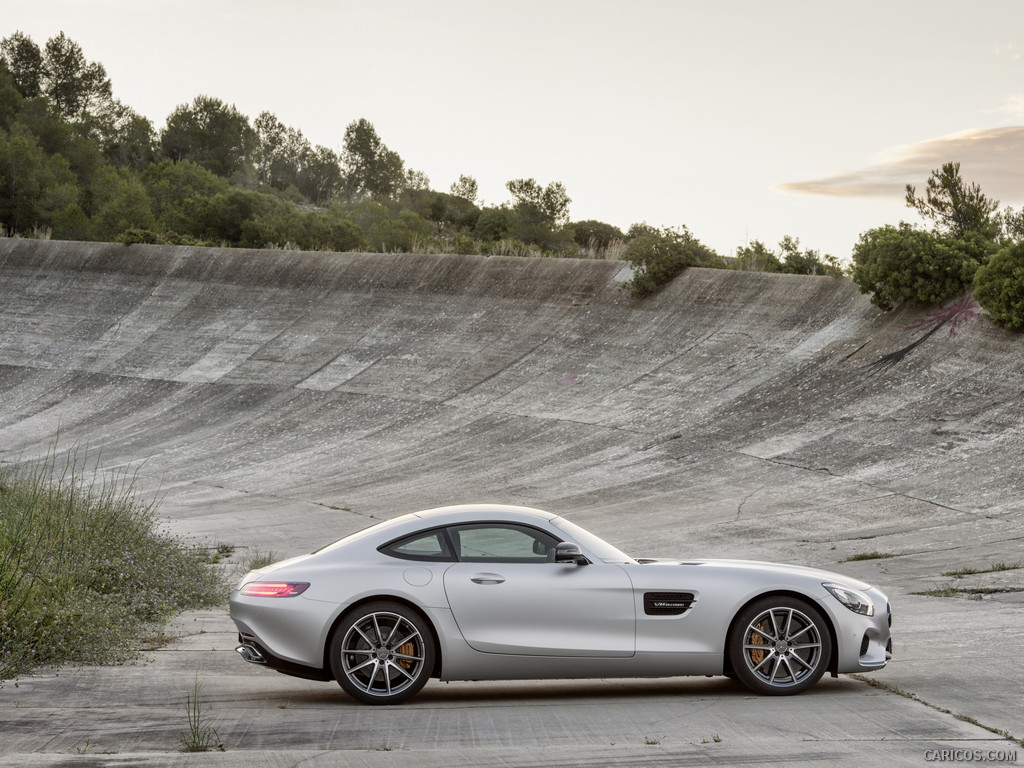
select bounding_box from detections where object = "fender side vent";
[644,591,695,615]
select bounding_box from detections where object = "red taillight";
[240,581,310,597]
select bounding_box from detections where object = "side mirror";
[554,542,590,566]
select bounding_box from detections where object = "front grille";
[860,633,870,656]
[644,592,694,616]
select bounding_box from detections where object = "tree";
[474,206,513,241]
[253,111,288,186]
[350,199,433,252]
[141,158,231,237]
[41,32,112,122]
[732,240,782,272]
[94,100,157,171]
[402,188,480,230]
[297,144,342,205]
[905,161,999,239]
[851,223,991,310]
[506,177,571,228]
[160,95,256,179]
[572,219,625,253]
[340,118,406,201]
[0,31,44,98]
[0,60,25,131]
[776,235,844,276]
[404,168,430,192]
[994,205,1024,244]
[449,174,478,203]
[0,122,87,236]
[89,164,155,240]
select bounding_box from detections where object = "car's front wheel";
[330,601,435,704]
[728,596,831,695]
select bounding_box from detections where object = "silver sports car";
[230,504,891,704]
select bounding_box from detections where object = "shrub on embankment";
[850,162,1024,328]
[0,455,223,682]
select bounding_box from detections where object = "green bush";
[0,455,223,682]
[623,224,724,297]
[474,206,513,242]
[851,223,992,310]
[973,241,1024,328]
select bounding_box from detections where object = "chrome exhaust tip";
[236,643,266,664]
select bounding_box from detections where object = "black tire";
[728,595,831,695]
[330,601,435,705]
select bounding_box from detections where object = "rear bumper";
[234,632,331,682]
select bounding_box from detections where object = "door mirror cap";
[554,542,590,566]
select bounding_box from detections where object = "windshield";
[551,517,636,564]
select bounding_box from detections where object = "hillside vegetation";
[2,31,1023,319]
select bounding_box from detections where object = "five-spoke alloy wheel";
[728,596,832,695]
[330,601,435,704]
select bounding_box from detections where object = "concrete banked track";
[1,239,1022,763]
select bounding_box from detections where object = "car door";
[442,523,635,657]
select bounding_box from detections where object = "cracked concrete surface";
[0,240,1021,766]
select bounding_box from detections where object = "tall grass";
[0,452,223,682]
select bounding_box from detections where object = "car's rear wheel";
[728,596,831,695]
[330,601,435,704]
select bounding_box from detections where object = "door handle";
[470,573,505,584]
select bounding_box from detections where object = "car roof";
[409,503,559,525]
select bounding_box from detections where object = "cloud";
[779,126,1024,202]
[990,94,1024,122]
[993,41,1021,61]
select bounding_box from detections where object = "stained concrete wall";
[0,239,1020,571]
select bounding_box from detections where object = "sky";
[4,0,1024,261]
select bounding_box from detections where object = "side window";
[380,529,455,562]
[448,524,559,563]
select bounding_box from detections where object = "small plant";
[942,561,1022,578]
[643,735,662,745]
[913,585,961,598]
[180,675,220,752]
[842,551,893,562]
[913,585,1024,598]
[240,547,278,572]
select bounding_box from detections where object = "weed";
[643,736,662,745]
[76,738,91,754]
[239,547,278,573]
[179,675,221,752]
[136,628,181,651]
[913,586,1024,598]
[942,561,1023,578]
[914,585,961,597]
[842,551,893,562]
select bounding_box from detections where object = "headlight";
[823,582,875,616]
